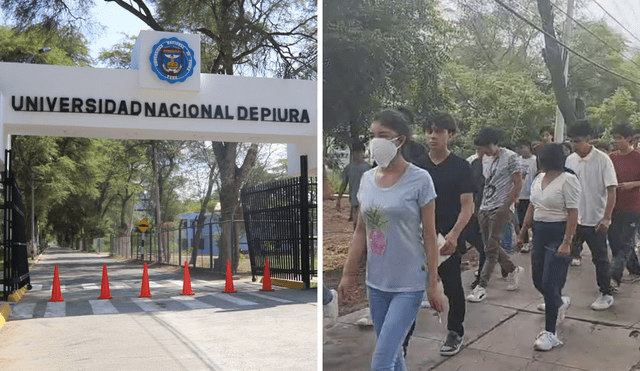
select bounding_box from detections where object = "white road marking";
[10,302,37,319]
[209,293,258,306]
[244,292,293,303]
[29,284,43,291]
[111,282,131,289]
[89,300,119,315]
[170,296,215,309]
[169,280,184,287]
[131,298,167,312]
[148,281,163,288]
[44,302,66,317]
[81,283,99,290]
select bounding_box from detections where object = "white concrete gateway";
[0,30,317,174]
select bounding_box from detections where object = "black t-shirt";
[416,153,474,220]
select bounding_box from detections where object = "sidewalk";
[324,249,640,371]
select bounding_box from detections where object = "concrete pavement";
[0,247,317,370]
[324,248,640,371]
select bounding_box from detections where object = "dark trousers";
[608,209,640,281]
[465,214,486,275]
[531,221,571,334]
[571,225,612,295]
[516,199,530,243]
[627,246,640,275]
[403,215,467,354]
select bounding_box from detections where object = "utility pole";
[554,0,575,143]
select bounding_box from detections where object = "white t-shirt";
[530,172,581,222]
[565,147,618,226]
[519,155,538,200]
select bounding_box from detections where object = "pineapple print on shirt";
[364,206,390,255]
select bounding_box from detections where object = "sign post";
[138,219,149,260]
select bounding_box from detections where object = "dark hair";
[540,126,554,136]
[567,120,592,138]
[515,139,531,149]
[612,122,634,139]
[474,127,502,146]
[537,143,569,172]
[374,109,412,148]
[561,141,572,154]
[352,141,366,153]
[423,113,458,134]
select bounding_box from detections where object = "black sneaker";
[440,331,463,356]
[470,277,480,289]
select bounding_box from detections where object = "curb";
[263,277,305,290]
[0,302,11,329]
[0,285,30,329]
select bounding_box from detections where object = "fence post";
[299,155,310,289]
[178,220,182,266]
[209,221,213,270]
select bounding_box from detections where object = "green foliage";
[0,25,91,65]
[588,88,640,142]
[97,34,136,69]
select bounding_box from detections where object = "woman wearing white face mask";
[338,109,445,371]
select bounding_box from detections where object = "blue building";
[179,213,249,255]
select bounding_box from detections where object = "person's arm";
[618,181,640,189]
[517,202,534,246]
[503,172,522,209]
[596,186,616,233]
[335,168,349,211]
[441,193,473,254]
[337,212,367,303]
[421,201,445,313]
[558,209,578,256]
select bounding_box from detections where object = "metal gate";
[240,155,317,288]
[2,150,31,300]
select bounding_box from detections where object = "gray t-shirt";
[480,148,521,211]
[357,164,437,292]
[342,162,371,206]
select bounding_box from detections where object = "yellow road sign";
[137,219,150,233]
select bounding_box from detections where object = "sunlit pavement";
[1,247,317,371]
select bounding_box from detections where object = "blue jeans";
[608,209,640,281]
[502,220,514,253]
[323,282,333,305]
[531,221,571,333]
[368,286,423,371]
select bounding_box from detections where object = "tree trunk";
[152,141,164,263]
[189,160,217,266]
[537,0,576,127]
[212,143,259,273]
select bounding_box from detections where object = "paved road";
[1,247,317,371]
[324,248,640,371]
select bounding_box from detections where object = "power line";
[550,1,640,70]
[590,0,640,45]
[491,0,640,86]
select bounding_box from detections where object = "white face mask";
[370,137,402,168]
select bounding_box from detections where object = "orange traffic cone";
[181,261,195,296]
[49,265,64,302]
[222,260,237,293]
[98,264,113,300]
[260,259,275,292]
[139,263,152,298]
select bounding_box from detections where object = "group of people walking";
[326,109,640,370]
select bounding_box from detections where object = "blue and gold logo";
[149,37,196,84]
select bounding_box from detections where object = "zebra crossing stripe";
[111,282,131,289]
[89,300,119,315]
[81,283,99,290]
[148,281,163,288]
[170,296,215,309]
[131,298,168,312]
[209,293,258,306]
[244,292,293,303]
[30,284,43,291]
[44,302,66,317]
[169,280,184,287]
[10,302,36,319]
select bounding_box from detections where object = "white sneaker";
[536,302,545,311]
[323,289,339,328]
[534,331,563,351]
[590,294,614,310]
[507,266,524,291]
[571,258,581,266]
[466,285,486,302]
[557,296,571,324]
[520,243,531,253]
[356,313,373,326]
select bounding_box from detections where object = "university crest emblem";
[150,37,196,83]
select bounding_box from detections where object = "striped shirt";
[480,148,521,211]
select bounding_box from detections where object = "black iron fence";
[2,150,31,300]
[241,155,317,288]
[101,219,248,270]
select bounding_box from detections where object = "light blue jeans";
[368,286,423,371]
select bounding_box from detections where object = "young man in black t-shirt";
[403,114,474,357]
